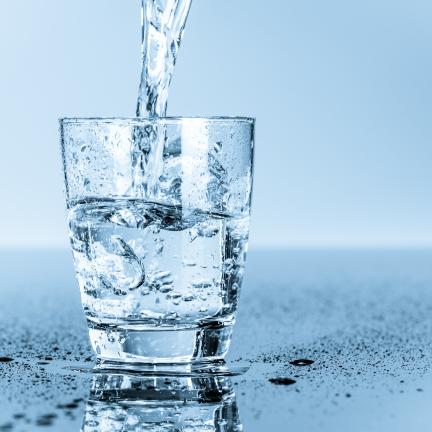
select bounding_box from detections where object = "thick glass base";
[88,321,233,364]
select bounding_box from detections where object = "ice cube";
[93,236,146,292]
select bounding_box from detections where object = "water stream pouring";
[137,0,193,118]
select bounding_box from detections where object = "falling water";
[136,0,193,118]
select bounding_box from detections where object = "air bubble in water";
[192,280,212,289]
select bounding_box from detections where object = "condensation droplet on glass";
[182,259,196,267]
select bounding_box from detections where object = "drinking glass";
[60,117,254,363]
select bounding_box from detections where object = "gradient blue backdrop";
[1,0,431,248]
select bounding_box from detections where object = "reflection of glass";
[81,370,243,431]
[60,117,254,364]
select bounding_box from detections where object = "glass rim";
[59,116,255,125]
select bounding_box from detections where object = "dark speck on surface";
[57,401,80,410]
[36,413,57,426]
[0,358,13,363]
[269,378,296,386]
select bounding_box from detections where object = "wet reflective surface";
[2,250,432,431]
[82,371,242,431]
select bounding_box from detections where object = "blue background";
[0,0,431,248]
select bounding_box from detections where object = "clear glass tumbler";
[60,117,254,364]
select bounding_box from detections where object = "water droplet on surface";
[155,241,164,254]
[188,229,198,243]
[214,141,222,153]
[290,359,314,366]
[269,378,296,386]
